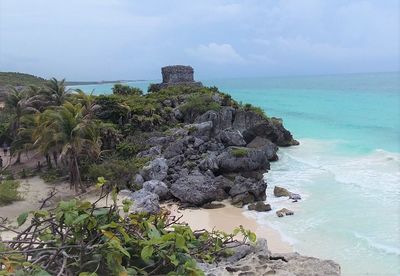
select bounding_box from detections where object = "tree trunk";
[46,154,52,169]
[52,151,58,167]
[14,152,21,165]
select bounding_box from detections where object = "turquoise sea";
[70,72,400,275]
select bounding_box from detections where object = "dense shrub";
[242,103,268,119]
[112,83,143,96]
[0,183,256,275]
[0,179,21,206]
[116,141,147,159]
[180,93,221,122]
[94,95,130,124]
[87,157,150,189]
[147,83,160,93]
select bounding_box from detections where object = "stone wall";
[162,65,194,83]
[152,65,202,90]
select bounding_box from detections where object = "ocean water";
[71,72,400,275]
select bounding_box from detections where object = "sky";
[0,0,399,81]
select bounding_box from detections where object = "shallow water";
[71,72,400,275]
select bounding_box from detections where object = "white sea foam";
[353,232,400,256]
[247,137,400,273]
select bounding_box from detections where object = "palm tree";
[5,87,38,163]
[34,101,100,192]
[41,78,71,106]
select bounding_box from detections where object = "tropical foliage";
[0,179,256,275]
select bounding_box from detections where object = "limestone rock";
[217,129,246,146]
[248,202,271,212]
[186,121,213,138]
[199,238,340,275]
[276,208,294,217]
[142,180,169,200]
[274,186,291,197]
[136,145,162,158]
[289,193,301,201]
[120,189,160,214]
[141,158,168,181]
[247,136,279,161]
[229,176,267,207]
[216,147,270,174]
[170,170,228,205]
[195,107,235,134]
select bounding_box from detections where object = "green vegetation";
[0,76,269,194]
[0,72,47,88]
[180,93,221,122]
[242,103,268,119]
[112,83,143,96]
[0,179,21,206]
[87,157,150,189]
[0,179,256,275]
[231,147,249,157]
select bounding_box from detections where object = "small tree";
[112,84,143,96]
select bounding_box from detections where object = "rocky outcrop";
[248,201,271,212]
[119,189,160,214]
[142,180,169,200]
[229,176,267,207]
[141,158,168,181]
[133,83,298,208]
[274,186,291,197]
[274,186,302,201]
[170,170,228,205]
[199,238,341,275]
[276,208,294,217]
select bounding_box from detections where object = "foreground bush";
[0,183,256,275]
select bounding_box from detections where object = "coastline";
[165,201,293,254]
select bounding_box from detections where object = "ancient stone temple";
[154,65,202,90]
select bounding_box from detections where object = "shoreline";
[165,201,293,254]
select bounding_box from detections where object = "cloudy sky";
[0,0,399,80]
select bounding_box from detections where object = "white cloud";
[186,43,245,64]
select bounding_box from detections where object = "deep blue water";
[71,72,400,275]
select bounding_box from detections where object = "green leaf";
[148,225,160,239]
[175,234,188,252]
[93,208,109,216]
[72,214,89,224]
[33,270,51,276]
[17,212,29,226]
[141,245,154,262]
[33,210,49,218]
[79,273,97,276]
[248,232,257,243]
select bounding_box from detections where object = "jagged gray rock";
[142,180,169,200]
[274,186,291,197]
[216,147,270,173]
[248,202,271,212]
[229,176,267,207]
[247,136,279,161]
[217,129,246,146]
[119,189,160,214]
[170,170,228,205]
[195,107,235,134]
[137,145,162,158]
[141,158,168,181]
[186,121,213,138]
[199,238,340,275]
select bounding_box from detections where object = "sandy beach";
[165,202,293,253]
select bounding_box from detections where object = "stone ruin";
[154,65,202,90]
